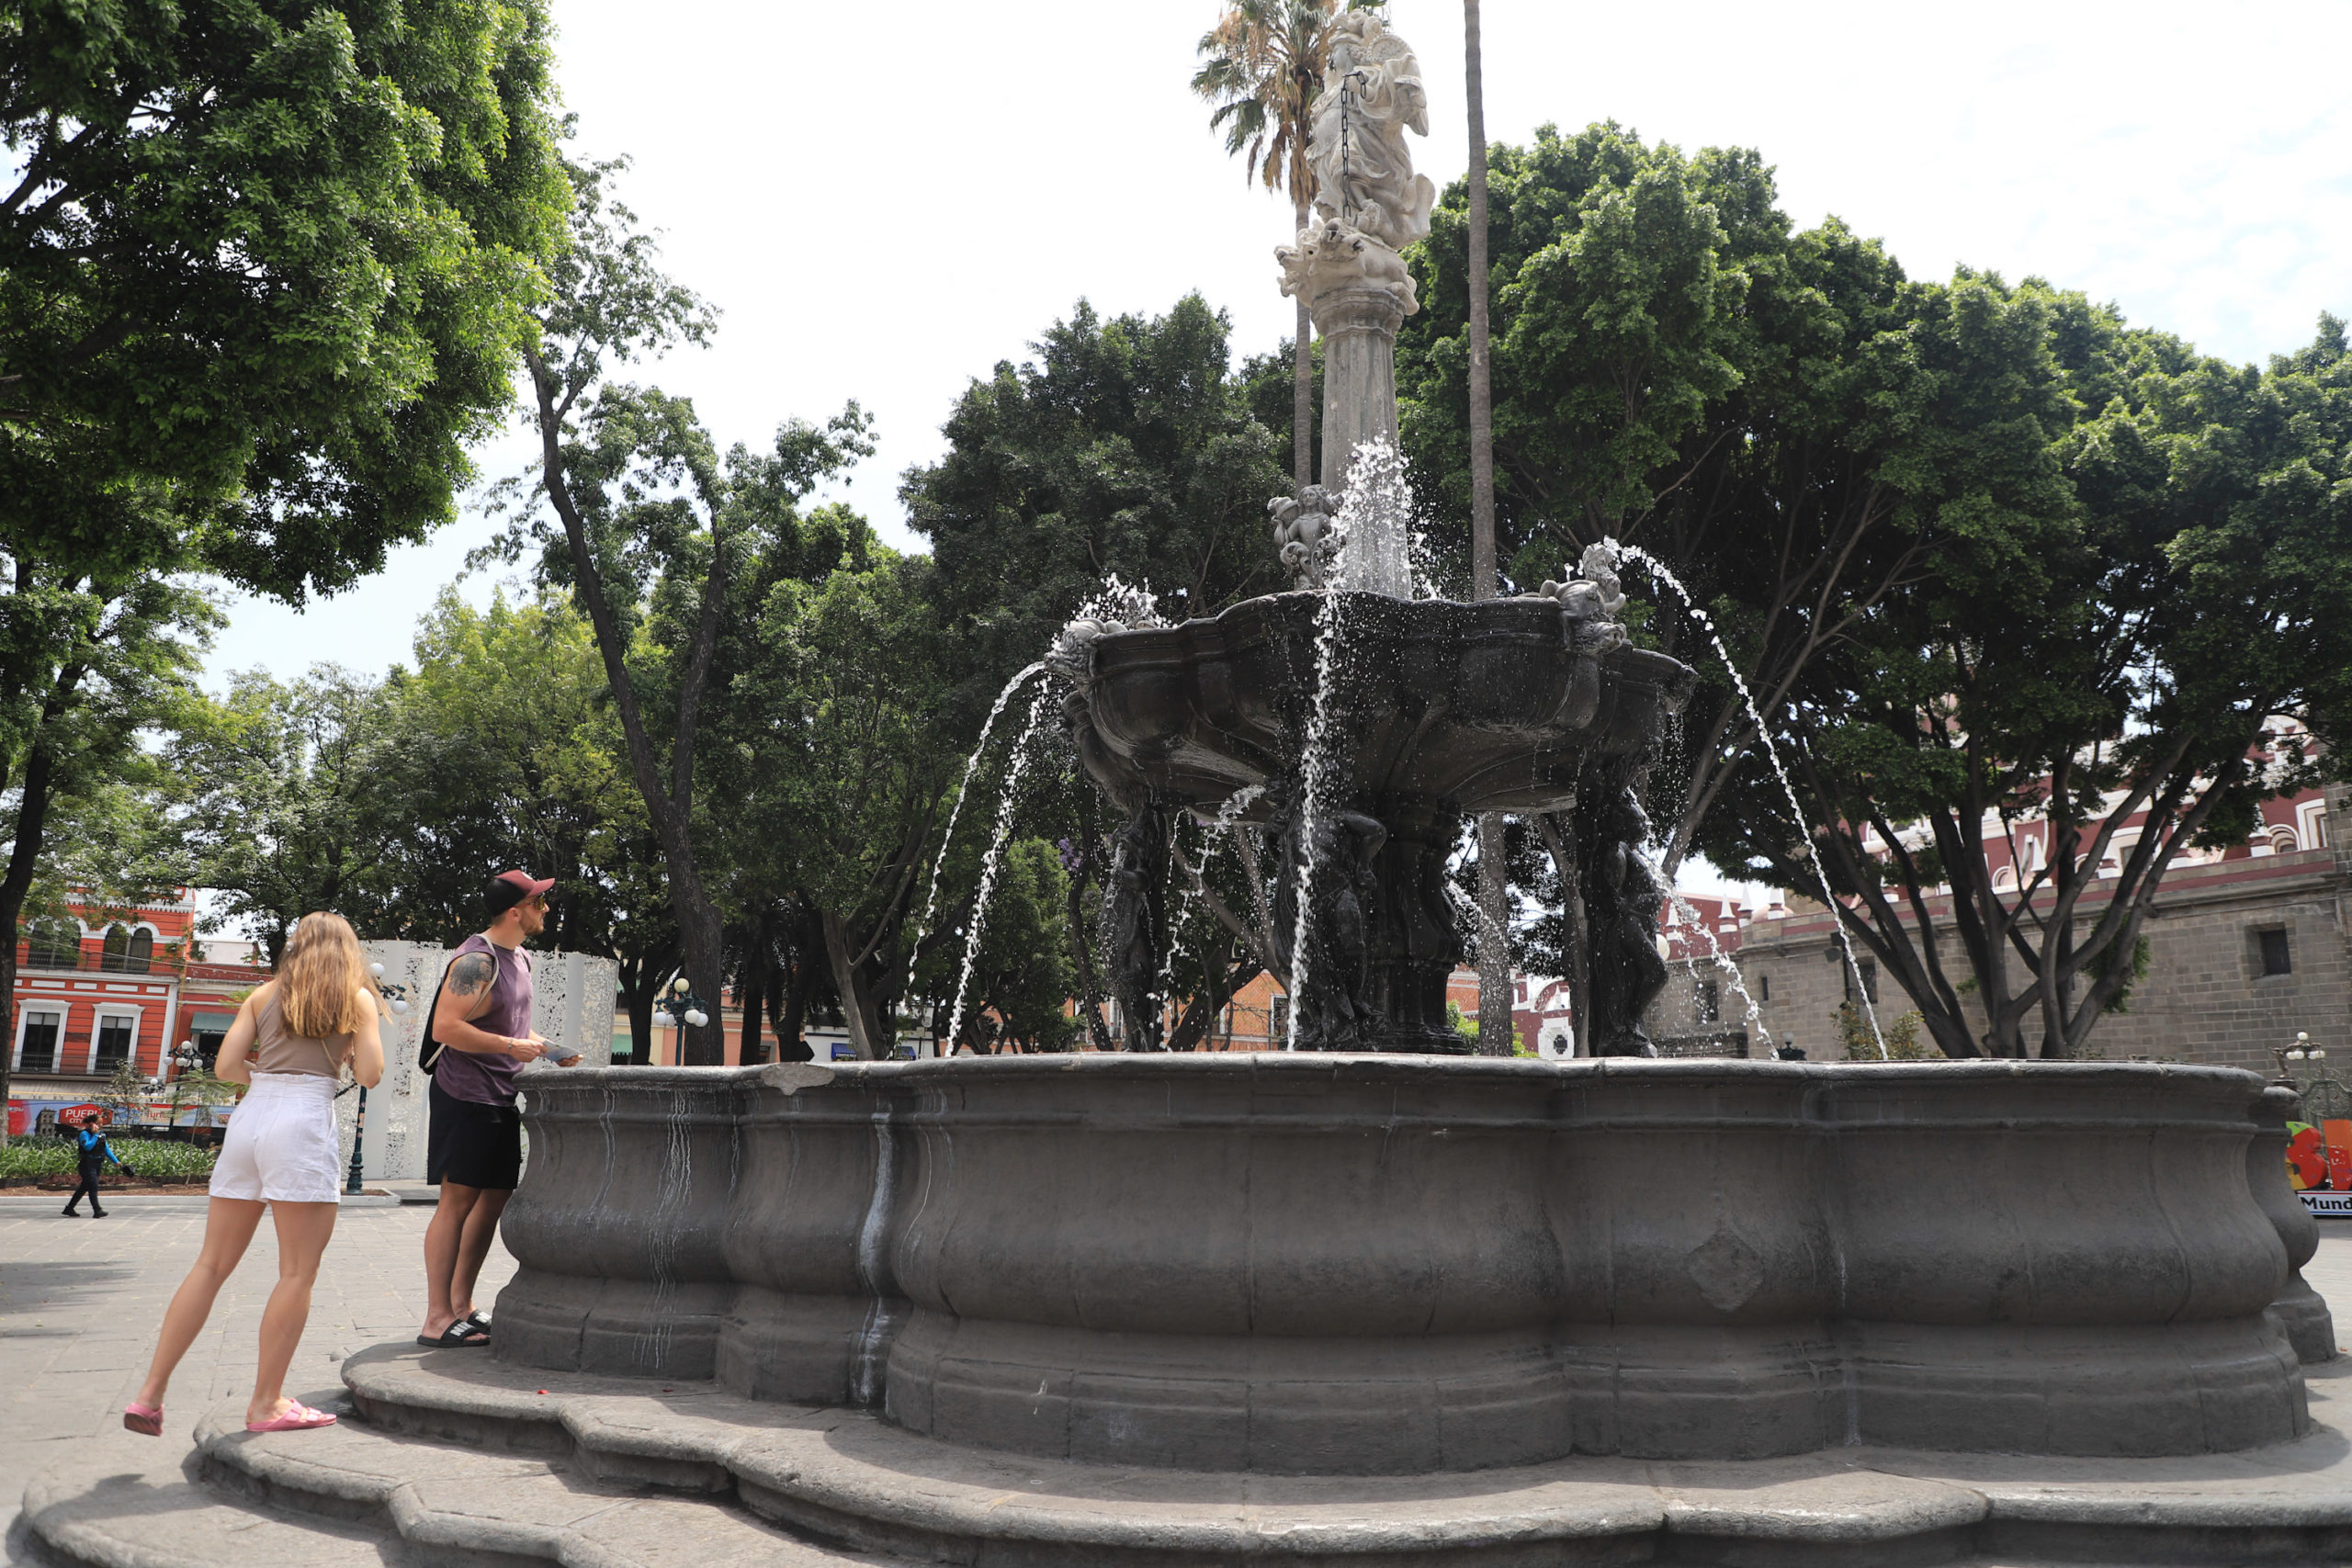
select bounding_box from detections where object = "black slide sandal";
[416,1320,491,1348]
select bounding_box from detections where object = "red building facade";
[7,889,266,1135]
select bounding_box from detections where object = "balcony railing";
[13,942,170,976]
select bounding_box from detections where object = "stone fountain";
[30,18,2346,1568]
[1057,10,1693,1059]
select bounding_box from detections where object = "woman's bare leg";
[249,1200,339,1424]
[135,1198,265,1410]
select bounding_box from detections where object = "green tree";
[1,566,213,1120]
[909,295,1289,702]
[381,590,685,1057]
[913,837,1078,1053]
[167,666,409,962]
[906,297,1292,1052]
[1702,303,2352,1057]
[1401,127,2082,966]
[506,159,869,1063]
[2,0,567,582]
[0,0,565,1131]
[727,549,956,1058]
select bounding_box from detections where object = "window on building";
[1758,974,1771,1003]
[1270,997,1289,1040]
[23,919,77,969]
[93,1013,134,1074]
[1696,980,1720,1025]
[17,1010,62,1073]
[1843,959,1880,1004]
[100,924,151,975]
[2299,799,2329,852]
[2258,928,2292,977]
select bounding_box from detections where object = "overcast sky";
[199,0,2351,894]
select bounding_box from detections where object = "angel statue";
[1306,12,1437,254]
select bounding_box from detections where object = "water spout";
[1602,540,1887,1057]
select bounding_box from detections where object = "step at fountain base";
[23,1348,2352,1568]
[23,1341,2305,1568]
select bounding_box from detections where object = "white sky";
[198,0,2352,897]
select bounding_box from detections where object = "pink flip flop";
[122,1401,163,1437]
[245,1401,337,1433]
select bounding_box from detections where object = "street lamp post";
[650,976,710,1066]
[2278,1032,2346,1121]
[161,1040,202,1133]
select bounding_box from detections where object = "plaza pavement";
[0,1194,512,1553]
[4,1197,2351,1561]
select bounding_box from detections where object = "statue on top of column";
[1307,11,1436,254]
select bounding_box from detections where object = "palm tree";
[1193,0,1362,488]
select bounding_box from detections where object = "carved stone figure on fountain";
[1274,219,1419,321]
[1532,543,1633,654]
[1267,486,1342,591]
[1576,761,1670,1056]
[1272,12,1430,498]
[1267,780,1387,1051]
[1101,802,1171,1052]
[1308,12,1436,254]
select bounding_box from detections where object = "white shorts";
[209,1073,342,1204]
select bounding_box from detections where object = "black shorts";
[426,1077,523,1190]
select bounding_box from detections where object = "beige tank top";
[251,990,356,1079]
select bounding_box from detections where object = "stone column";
[1278,220,1419,498]
[1312,283,1407,490]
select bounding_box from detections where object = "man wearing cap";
[417,871,579,1348]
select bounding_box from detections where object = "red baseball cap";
[489,869,556,914]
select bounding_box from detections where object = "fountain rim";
[532,1055,2267,1094]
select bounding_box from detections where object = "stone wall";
[1718,785,2352,1066]
[335,942,618,1183]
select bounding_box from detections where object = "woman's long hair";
[277,913,382,1039]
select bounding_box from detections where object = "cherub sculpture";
[1268,485,1342,590]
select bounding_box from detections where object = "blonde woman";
[123,912,385,1437]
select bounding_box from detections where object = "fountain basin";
[1071,591,1693,814]
[494,1056,2306,1474]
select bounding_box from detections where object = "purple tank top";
[433,933,534,1106]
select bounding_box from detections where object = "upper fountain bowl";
[1066,590,1696,815]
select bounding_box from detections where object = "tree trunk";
[524,344,729,1066]
[737,914,770,1066]
[1294,202,1315,490]
[820,910,889,1059]
[1464,0,1496,601]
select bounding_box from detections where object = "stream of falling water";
[1604,540,1887,1057]
[944,684,1059,1049]
[1162,785,1271,1006]
[913,660,1048,952]
[1285,582,1350,1050]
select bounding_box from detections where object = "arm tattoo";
[447,953,497,998]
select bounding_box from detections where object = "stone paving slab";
[1,1203,511,1552]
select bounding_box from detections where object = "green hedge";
[0,1138,219,1183]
